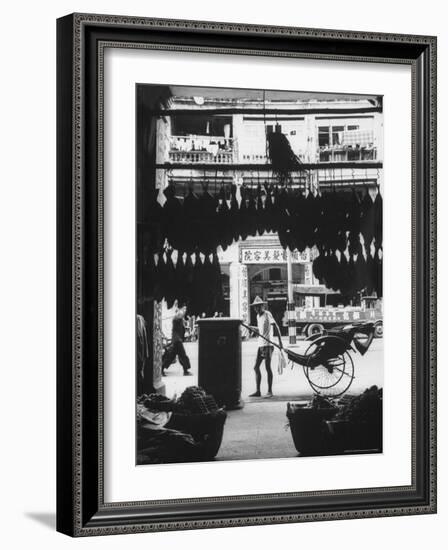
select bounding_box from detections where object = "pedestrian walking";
[162,305,193,376]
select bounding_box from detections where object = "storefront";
[218,236,318,335]
[136,84,384,393]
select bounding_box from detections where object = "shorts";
[258,345,274,359]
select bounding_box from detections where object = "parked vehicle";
[284,289,383,338]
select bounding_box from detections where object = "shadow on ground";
[25,512,56,530]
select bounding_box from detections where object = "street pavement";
[163,337,383,401]
[163,337,384,461]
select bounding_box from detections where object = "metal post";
[286,249,296,345]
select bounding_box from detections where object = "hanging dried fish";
[229,184,240,242]
[183,182,200,253]
[216,185,232,250]
[374,190,383,249]
[255,184,266,236]
[163,183,184,251]
[197,181,218,254]
[246,187,258,237]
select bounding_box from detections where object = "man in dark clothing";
[162,305,192,376]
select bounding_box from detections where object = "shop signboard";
[240,247,315,264]
[239,264,249,338]
[296,307,380,322]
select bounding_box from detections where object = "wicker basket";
[286,403,338,456]
[166,409,227,461]
[326,419,382,453]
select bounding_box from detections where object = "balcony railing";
[241,152,308,164]
[318,146,377,163]
[169,150,234,164]
[169,135,235,164]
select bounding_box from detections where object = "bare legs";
[251,347,273,396]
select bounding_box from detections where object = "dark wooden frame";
[57,13,437,537]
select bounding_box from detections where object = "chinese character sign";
[240,248,310,263]
[239,264,249,338]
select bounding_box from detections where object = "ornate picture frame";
[56,13,436,536]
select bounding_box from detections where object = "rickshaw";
[242,320,375,397]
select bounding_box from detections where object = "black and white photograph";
[0,0,441,543]
[136,84,384,464]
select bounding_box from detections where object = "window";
[318,126,330,147]
[318,123,362,151]
[171,115,232,137]
[319,125,346,147]
[269,268,281,280]
[331,126,344,146]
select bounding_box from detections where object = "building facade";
[153,87,383,336]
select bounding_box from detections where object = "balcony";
[318,128,377,163]
[169,135,235,164]
[318,146,377,163]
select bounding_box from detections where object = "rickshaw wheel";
[303,336,355,397]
